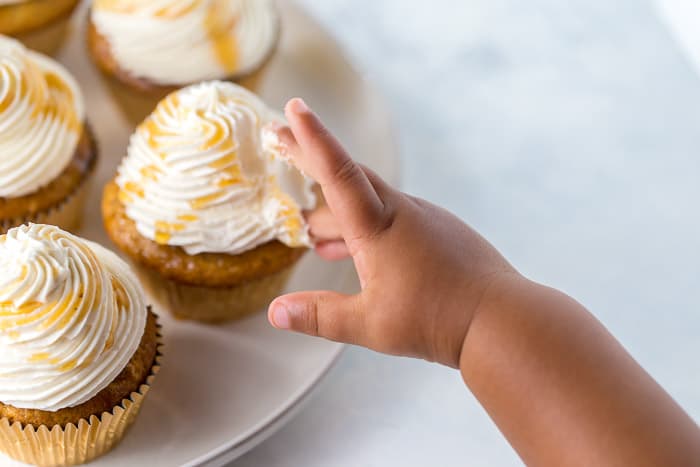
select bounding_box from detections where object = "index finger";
[282,98,387,242]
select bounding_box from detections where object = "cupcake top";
[116,81,316,256]
[91,0,279,86]
[0,224,147,412]
[0,36,84,198]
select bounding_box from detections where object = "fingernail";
[270,301,291,329]
[289,98,309,114]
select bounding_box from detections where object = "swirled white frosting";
[0,224,147,412]
[0,36,84,198]
[116,81,316,256]
[91,0,279,86]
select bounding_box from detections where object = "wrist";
[456,271,526,371]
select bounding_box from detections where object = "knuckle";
[299,299,320,336]
[346,193,399,251]
[329,157,361,189]
[363,200,397,242]
[315,125,334,142]
[377,202,397,235]
[319,295,361,344]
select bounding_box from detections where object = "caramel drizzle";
[129,94,250,243]
[267,179,305,244]
[95,0,203,18]
[204,0,240,74]
[0,56,79,134]
[121,86,306,247]
[95,0,241,73]
[0,230,113,372]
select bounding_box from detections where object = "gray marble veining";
[234,1,700,466]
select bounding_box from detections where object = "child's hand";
[268,98,516,368]
[269,99,700,467]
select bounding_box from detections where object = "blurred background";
[236,1,700,466]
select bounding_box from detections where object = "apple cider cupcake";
[0,224,161,467]
[103,81,316,323]
[88,0,280,124]
[0,0,80,55]
[0,36,97,234]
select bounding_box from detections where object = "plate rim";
[195,344,346,467]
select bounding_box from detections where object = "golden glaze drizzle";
[94,0,204,18]
[204,0,240,74]
[0,56,80,135]
[0,227,130,373]
[121,89,258,239]
[116,82,311,253]
[94,0,240,72]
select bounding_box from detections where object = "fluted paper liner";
[0,326,163,467]
[0,177,93,236]
[136,263,295,324]
[0,125,98,236]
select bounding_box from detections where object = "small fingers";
[315,240,350,261]
[283,98,388,242]
[307,205,342,241]
[275,125,299,157]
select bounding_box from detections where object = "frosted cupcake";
[88,0,280,123]
[102,81,315,323]
[0,224,161,467]
[0,36,97,234]
[0,0,80,55]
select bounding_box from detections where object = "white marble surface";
[234,1,700,466]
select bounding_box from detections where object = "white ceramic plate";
[656,0,700,76]
[1,1,398,466]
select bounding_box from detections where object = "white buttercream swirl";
[0,224,147,412]
[116,81,316,256]
[0,36,84,198]
[92,0,279,86]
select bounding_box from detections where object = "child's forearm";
[460,275,700,466]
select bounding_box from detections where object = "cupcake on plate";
[0,35,97,234]
[88,0,280,124]
[102,81,316,323]
[0,0,80,55]
[0,224,161,467]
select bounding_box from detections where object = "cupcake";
[0,224,161,467]
[102,81,316,323]
[0,35,97,235]
[0,0,80,55]
[88,0,280,124]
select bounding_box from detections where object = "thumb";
[268,291,365,345]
